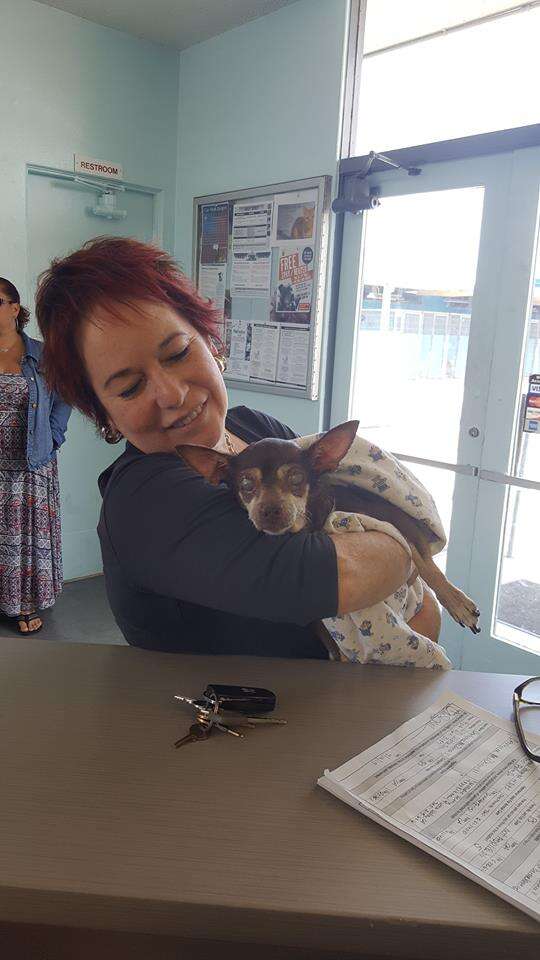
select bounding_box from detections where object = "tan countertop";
[0,637,538,958]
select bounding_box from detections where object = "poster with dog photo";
[274,244,314,318]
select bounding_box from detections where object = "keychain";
[173,684,285,748]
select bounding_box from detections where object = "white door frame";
[464,146,540,672]
[331,147,540,672]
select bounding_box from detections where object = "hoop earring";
[215,354,227,375]
[100,424,123,444]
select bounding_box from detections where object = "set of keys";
[173,684,287,748]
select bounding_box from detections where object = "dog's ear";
[306,420,359,475]
[176,445,234,485]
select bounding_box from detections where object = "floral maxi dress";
[0,374,63,616]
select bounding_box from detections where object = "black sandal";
[17,613,43,634]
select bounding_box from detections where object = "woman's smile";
[164,398,207,432]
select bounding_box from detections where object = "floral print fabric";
[296,433,451,669]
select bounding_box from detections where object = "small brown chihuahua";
[177,420,480,635]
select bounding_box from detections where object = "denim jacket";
[20,333,72,470]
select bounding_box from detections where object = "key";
[174,722,211,749]
[216,711,287,728]
[174,694,213,717]
[213,720,244,738]
[242,715,287,726]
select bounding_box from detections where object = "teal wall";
[0,0,349,578]
[175,0,349,435]
[1,0,180,301]
[0,0,180,579]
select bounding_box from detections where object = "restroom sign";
[74,154,123,179]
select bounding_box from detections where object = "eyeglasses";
[513,677,540,762]
[0,298,15,307]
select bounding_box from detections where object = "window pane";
[495,487,540,653]
[494,204,540,655]
[351,188,484,463]
[363,0,527,53]
[350,188,484,577]
[355,3,540,154]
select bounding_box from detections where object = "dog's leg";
[409,544,480,633]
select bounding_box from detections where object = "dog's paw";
[438,584,480,633]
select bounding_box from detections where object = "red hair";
[36,236,221,429]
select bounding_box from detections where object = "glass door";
[331,146,540,672]
[464,147,540,672]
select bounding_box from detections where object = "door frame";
[26,163,164,248]
[329,135,540,672]
[463,146,540,672]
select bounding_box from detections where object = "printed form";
[318,692,540,921]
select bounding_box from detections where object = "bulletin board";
[192,175,332,399]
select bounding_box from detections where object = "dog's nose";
[260,502,284,523]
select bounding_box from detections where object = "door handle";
[478,469,540,492]
[390,451,478,476]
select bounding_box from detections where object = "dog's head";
[177,420,358,535]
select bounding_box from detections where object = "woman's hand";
[330,530,411,615]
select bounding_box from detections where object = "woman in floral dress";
[0,278,70,633]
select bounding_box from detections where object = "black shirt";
[97,406,337,657]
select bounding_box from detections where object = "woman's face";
[0,289,19,331]
[79,300,228,455]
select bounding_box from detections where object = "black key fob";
[204,684,276,714]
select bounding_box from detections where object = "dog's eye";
[239,475,256,493]
[288,468,305,486]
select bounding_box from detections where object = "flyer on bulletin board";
[198,264,226,324]
[230,199,273,298]
[275,245,314,318]
[523,374,540,433]
[199,203,229,265]
[276,326,310,387]
[227,319,252,381]
[249,323,280,382]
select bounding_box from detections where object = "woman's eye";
[120,381,142,399]
[119,346,189,398]
[288,469,304,485]
[240,476,255,492]
[166,347,189,363]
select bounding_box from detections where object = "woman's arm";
[49,392,72,449]
[105,457,411,627]
[331,531,411,615]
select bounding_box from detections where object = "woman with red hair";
[36,236,435,657]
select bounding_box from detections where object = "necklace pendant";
[224,431,237,456]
